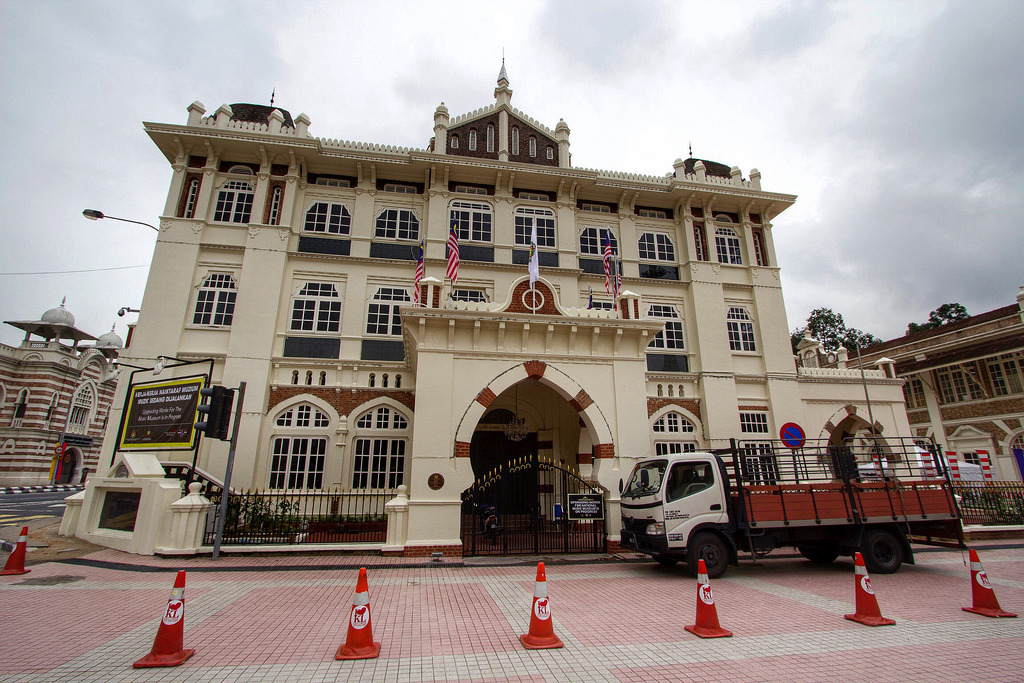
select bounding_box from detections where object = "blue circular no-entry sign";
[780,422,806,449]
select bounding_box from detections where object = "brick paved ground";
[1,544,1021,682]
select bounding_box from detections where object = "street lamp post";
[82,209,159,232]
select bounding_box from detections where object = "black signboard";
[567,493,604,520]
[118,375,205,451]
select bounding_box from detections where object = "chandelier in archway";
[503,384,529,441]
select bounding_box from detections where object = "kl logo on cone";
[520,562,563,649]
[133,570,195,668]
[336,567,381,660]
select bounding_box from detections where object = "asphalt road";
[0,491,72,542]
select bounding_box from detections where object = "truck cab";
[620,453,732,576]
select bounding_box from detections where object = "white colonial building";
[101,68,912,556]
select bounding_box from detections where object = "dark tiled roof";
[229,103,295,128]
[682,157,733,180]
[896,334,1022,374]
[868,304,1020,353]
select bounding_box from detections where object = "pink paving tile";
[611,637,1024,683]
[0,585,211,672]
[186,579,517,666]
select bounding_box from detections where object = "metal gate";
[460,455,606,556]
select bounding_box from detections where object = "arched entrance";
[55,448,79,484]
[459,375,607,556]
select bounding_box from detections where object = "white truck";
[619,438,963,578]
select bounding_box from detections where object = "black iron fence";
[952,481,1024,526]
[203,488,392,545]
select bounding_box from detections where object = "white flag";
[528,221,539,290]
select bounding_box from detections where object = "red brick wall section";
[454,441,471,458]
[506,282,559,315]
[268,387,415,417]
[593,443,615,459]
[570,389,593,412]
[577,452,593,464]
[647,398,702,421]
[476,387,496,407]
[524,360,546,379]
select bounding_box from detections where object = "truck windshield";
[622,460,667,498]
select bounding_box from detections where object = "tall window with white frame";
[67,384,95,434]
[269,404,329,489]
[352,406,409,490]
[580,226,617,257]
[213,178,254,223]
[514,206,556,248]
[450,201,493,243]
[291,282,342,333]
[268,187,283,225]
[183,179,200,219]
[715,227,743,265]
[652,412,697,455]
[366,288,410,337]
[11,389,28,428]
[486,124,495,153]
[638,232,675,262]
[726,307,756,352]
[304,202,351,235]
[374,208,419,242]
[193,273,237,326]
[647,305,685,351]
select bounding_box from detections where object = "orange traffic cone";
[962,549,1017,618]
[132,570,195,668]
[335,567,381,660]
[684,559,733,638]
[519,562,564,649]
[844,552,895,626]
[1,526,31,576]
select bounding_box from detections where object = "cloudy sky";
[1,0,1021,348]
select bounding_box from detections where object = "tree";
[907,303,969,335]
[791,307,881,353]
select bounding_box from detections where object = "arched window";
[647,305,685,350]
[529,136,537,157]
[268,186,283,226]
[192,273,237,326]
[365,288,411,336]
[652,411,697,455]
[639,232,675,262]
[291,282,342,333]
[486,124,495,152]
[67,384,95,434]
[395,374,401,389]
[352,405,409,490]
[269,403,329,489]
[450,134,459,150]
[715,227,743,265]
[546,146,554,160]
[450,201,493,243]
[183,179,200,219]
[382,374,389,388]
[469,129,478,151]
[319,372,326,386]
[214,180,254,223]
[11,389,29,427]
[727,308,756,351]
[511,127,520,155]
[514,206,555,248]
[369,373,375,388]
[291,370,299,385]
[304,202,351,235]
[305,371,313,386]
[693,224,708,261]
[45,392,59,424]
[374,208,419,241]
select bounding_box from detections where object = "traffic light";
[195,385,235,440]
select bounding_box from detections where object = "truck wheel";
[687,532,729,579]
[861,530,902,574]
[798,545,840,564]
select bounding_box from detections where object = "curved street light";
[82,209,158,232]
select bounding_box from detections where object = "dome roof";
[95,326,124,349]
[41,298,75,327]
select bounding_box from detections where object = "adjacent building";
[104,68,913,555]
[855,288,1024,481]
[0,301,121,486]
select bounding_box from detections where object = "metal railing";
[203,488,392,545]
[952,481,1024,526]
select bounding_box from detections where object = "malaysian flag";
[446,221,460,284]
[412,239,424,304]
[603,230,614,295]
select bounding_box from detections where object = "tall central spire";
[498,58,509,86]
